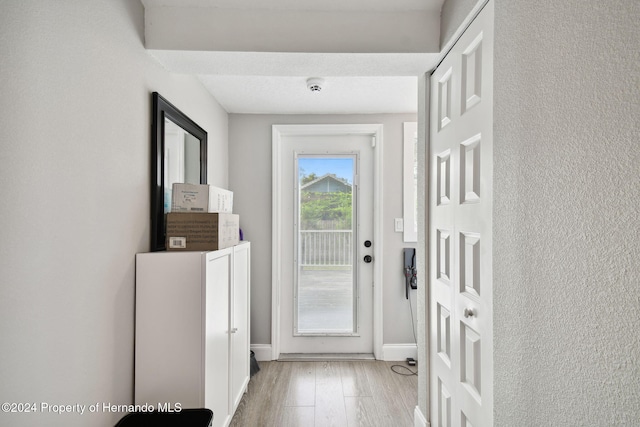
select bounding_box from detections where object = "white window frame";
[403,122,419,242]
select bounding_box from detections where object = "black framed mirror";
[151,92,207,251]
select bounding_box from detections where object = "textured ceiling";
[198,75,420,114]
[143,0,445,114]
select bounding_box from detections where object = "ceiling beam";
[144,7,440,53]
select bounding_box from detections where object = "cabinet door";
[230,243,250,412]
[135,252,204,408]
[204,250,232,427]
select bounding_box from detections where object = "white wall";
[439,0,484,50]
[0,1,227,426]
[493,0,640,424]
[228,114,418,350]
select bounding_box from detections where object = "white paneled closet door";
[429,2,494,426]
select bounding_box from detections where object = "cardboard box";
[166,213,240,251]
[171,183,234,213]
[171,183,209,213]
[208,185,233,213]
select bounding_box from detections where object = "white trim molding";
[271,124,384,361]
[414,405,429,427]
[403,121,418,243]
[382,344,418,361]
[250,344,273,362]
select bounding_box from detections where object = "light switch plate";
[394,218,404,232]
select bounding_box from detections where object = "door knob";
[463,308,475,318]
[363,255,372,263]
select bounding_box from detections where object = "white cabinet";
[135,242,250,427]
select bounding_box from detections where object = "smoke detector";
[306,77,325,92]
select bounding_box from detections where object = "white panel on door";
[460,134,481,204]
[437,303,451,366]
[439,379,452,427]
[459,232,481,298]
[461,33,483,114]
[437,229,452,284]
[437,150,451,205]
[460,323,482,402]
[461,411,474,427]
[438,68,453,130]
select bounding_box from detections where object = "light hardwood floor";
[230,361,418,427]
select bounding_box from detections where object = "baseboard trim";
[414,406,429,427]
[253,344,418,362]
[250,344,272,361]
[382,343,418,361]
[278,353,375,362]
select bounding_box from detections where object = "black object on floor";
[115,408,213,427]
[250,350,260,377]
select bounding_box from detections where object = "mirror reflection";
[151,91,207,251]
[163,118,202,213]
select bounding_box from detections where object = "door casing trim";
[271,124,384,360]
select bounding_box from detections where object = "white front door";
[429,2,494,426]
[277,131,374,354]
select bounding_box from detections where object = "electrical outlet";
[394,218,404,232]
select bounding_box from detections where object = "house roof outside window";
[301,173,352,193]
